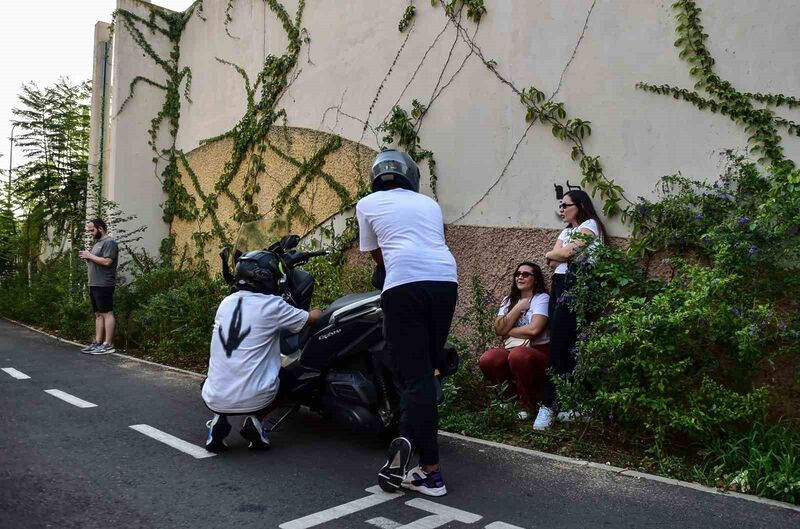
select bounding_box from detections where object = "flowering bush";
[558,158,800,448]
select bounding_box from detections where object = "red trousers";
[479,344,550,412]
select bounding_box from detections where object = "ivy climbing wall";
[95,0,800,279]
[174,127,374,269]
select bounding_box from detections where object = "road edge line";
[437,431,800,513]
[5,317,798,513]
[2,316,205,380]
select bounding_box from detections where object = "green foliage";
[557,159,799,452]
[378,101,438,198]
[0,255,93,339]
[696,421,800,504]
[120,267,226,367]
[434,0,486,24]
[11,79,91,251]
[398,3,416,32]
[520,86,628,217]
[637,0,798,168]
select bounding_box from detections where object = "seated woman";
[479,262,550,420]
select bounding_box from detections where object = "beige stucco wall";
[99,0,800,262]
[172,127,375,271]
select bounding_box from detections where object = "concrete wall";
[105,0,175,257]
[100,0,800,262]
[87,22,112,218]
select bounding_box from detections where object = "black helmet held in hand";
[371,149,421,193]
[233,250,282,295]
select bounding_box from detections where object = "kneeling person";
[201,250,321,452]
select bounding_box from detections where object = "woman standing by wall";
[538,190,607,430]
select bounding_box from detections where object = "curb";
[4,316,799,513]
[2,317,205,380]
[437,431,800,512]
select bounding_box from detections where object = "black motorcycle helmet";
[371,149,421,192]
[233,250,282,295]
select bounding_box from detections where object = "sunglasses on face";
[559,202,578,210]
[514,271,533,279]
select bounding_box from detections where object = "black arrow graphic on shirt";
[218,297,251,358]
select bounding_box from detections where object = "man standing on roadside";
[358,150,458,497]
[78,219,118,355]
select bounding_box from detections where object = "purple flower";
[578,332,589,341]
[729,307,741,316]
[736,216,751,224]
[695,212,704,220]
[748,246,757,255]
[779,322,788,330]
[697,317,707,326]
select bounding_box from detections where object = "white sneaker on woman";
[532,407,554,431]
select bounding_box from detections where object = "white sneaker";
[80,341,101,353]
[532,407,555,431]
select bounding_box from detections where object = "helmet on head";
[371,149,420,192]
[233,250,282,294]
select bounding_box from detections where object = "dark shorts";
[89,286,115,313]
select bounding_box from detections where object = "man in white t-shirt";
[357,150,458,497]
[202,250,321,452]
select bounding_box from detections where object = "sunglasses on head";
[514,271,533,279]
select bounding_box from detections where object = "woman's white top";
[553,219,601,275]
[497,292,550,345]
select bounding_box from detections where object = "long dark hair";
[506,261,546,310]
[564,190,607,243]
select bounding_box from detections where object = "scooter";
[220,233,459,436]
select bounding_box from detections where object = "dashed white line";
[2,367,31,380]
[279,486,403,529]
[129,424,216,459]
[44,389,97,408]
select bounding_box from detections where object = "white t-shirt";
[498,292,551,345]
[554,219,602,275]
[356,188,458,292]
[201,290,309,414]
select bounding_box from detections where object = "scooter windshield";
[234,216,289,255]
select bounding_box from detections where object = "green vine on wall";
[399,2,416,32]
[378,101,439,198]
[113,1,205,226]
[519,86,629,217]
[637,0,799,170]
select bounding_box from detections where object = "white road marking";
[366,517,402,529]
[44,389,97,408]
[2,367,31,380]
[405,498,482,523]
[279,486,403,529]
[129,424,216,459]
[485,523,526,529]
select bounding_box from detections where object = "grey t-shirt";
[88,237,119,287]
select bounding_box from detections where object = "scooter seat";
[314,291,380,331]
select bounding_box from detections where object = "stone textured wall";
[172,127,376,272]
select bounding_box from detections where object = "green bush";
[0,255,93,340]
[558,159,799,450]
[696,421,800,504]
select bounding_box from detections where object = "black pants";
[543,273,577,408]
[381,281,458,466]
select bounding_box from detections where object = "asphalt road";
[1,319,798,529]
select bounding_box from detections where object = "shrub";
[697,421,800,504]
[558,158,799,449]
